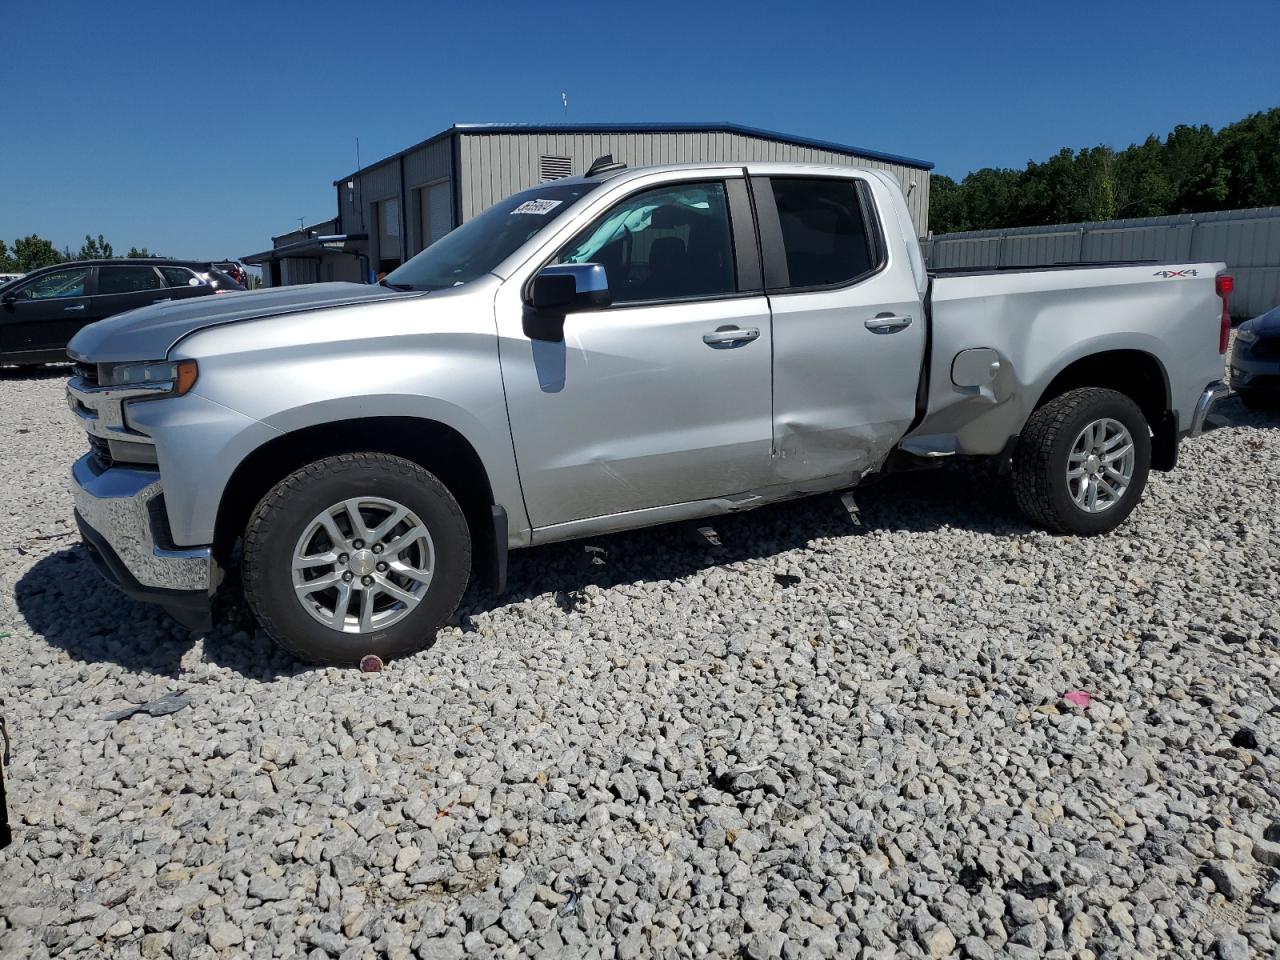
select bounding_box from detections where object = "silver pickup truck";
[66,160,1232,664]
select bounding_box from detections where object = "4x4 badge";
[1154,269,1198,278]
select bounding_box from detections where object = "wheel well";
[214,417,497,568]
[1035,350,1178,471]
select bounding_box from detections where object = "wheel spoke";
[1067,466,1087,479]
[342,499,373,541]
[317,513,348,552]
[388,560,432,584]
[296,571,342,596]
[1097,477,1121,500]
[368,505,409,543]
[359,586,377,632]
[1102,442,1133,464]
[330,580,353,627]
[293,551,338,571]
[1068,449,1089,463]
[374,574,419,606]
[1086,478,1099,510]
[383,525,428,556]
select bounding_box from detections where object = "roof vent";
[586,154,627,177]
[539,155,572,181]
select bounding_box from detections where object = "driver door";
[497,176,775,532]
[0,266,92,357]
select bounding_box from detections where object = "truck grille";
[87,434,113,469]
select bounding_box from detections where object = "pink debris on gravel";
[1063,690,1092,708]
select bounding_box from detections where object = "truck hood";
[67,282,420,363]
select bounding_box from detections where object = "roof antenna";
[586,154,627,177]
[561,91,568,117]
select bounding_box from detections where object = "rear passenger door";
[91,265,170,321]
[752,174,925,485]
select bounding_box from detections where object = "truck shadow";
[13,546,307,681]
[459,463,1034,624]
[14,464,1029,677]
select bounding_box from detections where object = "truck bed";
[905,261,1228,458]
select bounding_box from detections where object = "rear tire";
[243,452,471,666]
[1012,387,1152,536]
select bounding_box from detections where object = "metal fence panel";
[924,207,1280,317]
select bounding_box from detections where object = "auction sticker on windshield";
[511,199,563,215]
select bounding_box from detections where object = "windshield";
[384,181,600,290]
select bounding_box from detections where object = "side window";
[14,267,89,300]
[559,181,736,304]
[160,266,202,287]
[768,178,876,289]
[98,266,164,295]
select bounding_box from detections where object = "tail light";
[1217,274,1234,354]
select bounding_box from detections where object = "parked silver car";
[66,160,1231,664]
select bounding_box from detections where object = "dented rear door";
[752,173,925,484]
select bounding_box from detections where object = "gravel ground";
[1,363,1278,960]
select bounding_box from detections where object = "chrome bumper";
[71,454,212,593]
[1189,380,1232,438]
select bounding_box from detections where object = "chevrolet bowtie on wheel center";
[66,159,1232,665]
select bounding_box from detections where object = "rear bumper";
[1189,380,1232,437]
[71,454,214,630]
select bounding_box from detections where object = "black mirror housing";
[523,263,611,342]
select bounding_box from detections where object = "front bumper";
[1189,380,1232,438]
[71,453,214,630]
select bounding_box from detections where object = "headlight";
[98,359,199,395]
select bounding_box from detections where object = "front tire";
[1012,387,1152,536]
[243,453,471,666]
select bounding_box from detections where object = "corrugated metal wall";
[403,137,453,255]
[338,161,401,264]
[925,207,1280,317]
[457,132,932,236]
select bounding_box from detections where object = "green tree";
[933,107,1280,232]
[10,235,64,271]
[77,234,114,260]
[0,240,16,272]
[126,247,159,258]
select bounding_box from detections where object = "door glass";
[159,266,202,287]
[769,179,874,289]
[559,181,736,303]
[15,267,89,300]
[98,266,164,294]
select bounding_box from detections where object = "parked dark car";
[1231,306,1280,410]
[0,259,244,366]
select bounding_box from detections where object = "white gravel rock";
[1,362,1279,959]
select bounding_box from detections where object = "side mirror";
[523,263,610,342]
[1,292,15,306]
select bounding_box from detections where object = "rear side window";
[768,178,876,289]
[98,266,163,294]
[160,266,201,287]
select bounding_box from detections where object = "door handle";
[63,304,86,312]
[702,326,760,345]
[864,315,912,332]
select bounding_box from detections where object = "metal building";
[246,122,933,286]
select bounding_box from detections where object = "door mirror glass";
[524,263,611,342]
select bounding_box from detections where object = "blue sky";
[1,0,1275,261]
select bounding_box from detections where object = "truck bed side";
[906,263,1227,457]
